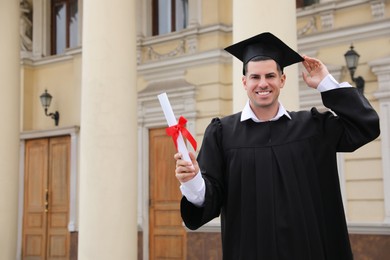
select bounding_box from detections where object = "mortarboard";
[224,32,303,74]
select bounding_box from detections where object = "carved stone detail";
[298,16,317,35]
[148,41,185,61]
[371,0,385,20]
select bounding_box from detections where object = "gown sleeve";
[318,87,380,152]
[181,118,225,230]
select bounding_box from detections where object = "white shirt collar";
[240,101,291,122]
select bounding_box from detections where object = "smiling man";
[174,32,380,260]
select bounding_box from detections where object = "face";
[242,59,286,116]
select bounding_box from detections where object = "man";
[174,32,380,259]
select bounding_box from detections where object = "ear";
[242,75,247,90]
[280,73,286,89]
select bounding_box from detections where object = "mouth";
[255,90,271,96]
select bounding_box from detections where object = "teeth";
[256,91,270,96]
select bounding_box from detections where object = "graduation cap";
[224,32,303,74]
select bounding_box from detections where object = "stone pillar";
[0,1,20,259]
[232,0,300,112]
[371,56,390,223]
[78,0,138,259]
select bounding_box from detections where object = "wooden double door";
[149,128,187,259]
[22,136,70,260]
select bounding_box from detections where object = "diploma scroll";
[158,92,193,162]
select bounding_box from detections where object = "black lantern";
[344,44,365,94]
[40,89,60,126]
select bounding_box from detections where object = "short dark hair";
[243,56,283,75]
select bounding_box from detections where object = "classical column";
[0,0,20,259]
[371,56,390,224]
[78,0,138,259]
[232,0,300,112]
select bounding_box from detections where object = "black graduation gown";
[181,87,380,260]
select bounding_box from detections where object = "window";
[51,0,78,55]
[152,0,188,36]
[296,0,319,8]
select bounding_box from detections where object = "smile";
[256,90,271,96]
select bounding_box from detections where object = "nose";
[258,77,268,87]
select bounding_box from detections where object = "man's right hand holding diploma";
[174,152,199,183]
[174,152,206,207]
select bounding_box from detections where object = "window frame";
[152,0,187,36]
[50,0,78,55]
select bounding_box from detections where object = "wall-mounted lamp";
[40,89,60,126]
[344,44,365,94]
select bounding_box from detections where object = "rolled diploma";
[158,93,191,162]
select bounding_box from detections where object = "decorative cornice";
[20,47,81,66]
[138,49,231,76]
[138,24,231,46]
[297,0,370,18]
[20,125,80,140]
[298,19,390,53]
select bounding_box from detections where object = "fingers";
[301,71,308,83]
[174,152,182,160]
[174,152,198,183]
[175,163,196,183]
[174,153,191,167]
[302,55,322,73]
[301,55,330,89]
[175,171,196,183]
[302,55,329,75]
[188,152,198,166]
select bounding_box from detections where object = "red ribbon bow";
[166,116,197,151]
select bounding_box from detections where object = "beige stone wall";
[297,0,390,223]
[21,53,82,131]
[187,63,232,136]
[202,0,232,26]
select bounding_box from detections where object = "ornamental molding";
[297,0,371,18]
[139,24,231,46]
[138,49,231,79]
[137,24,231,64]
[147,40,185,61]
[320,11,334,30]
[297,18,390,53]
[371,0,386,20]
[298,16,317,35]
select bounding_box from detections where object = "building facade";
[0,0,389,259]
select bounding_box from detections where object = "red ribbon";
[166,116,197,151]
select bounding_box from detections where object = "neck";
[251,102,280,121]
